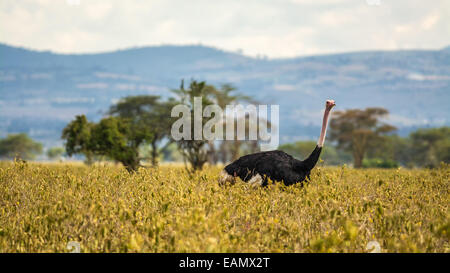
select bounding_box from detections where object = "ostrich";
[219,99,336,186]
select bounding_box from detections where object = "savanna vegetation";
[1,80,448,253]
[279,126,450,170]
[56,80,449,171]
[0,133,43,160]
[0,161,448,252]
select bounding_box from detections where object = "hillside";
[0,43,449,147]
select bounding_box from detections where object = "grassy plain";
[0,161,448,252]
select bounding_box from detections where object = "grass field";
[0,161,448,253]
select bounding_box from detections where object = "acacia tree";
[329,107,396,168]
[47,147,65,160]
[61,115,95,164]
[171,80,214,172]
[89,117,143,172]
[109,95,176,166]
[62,115,153,172]
[208,84,260,164]
[410,127,450,168]
[221,113,273,162]
[63,95,178,170]
[0,133,42,160]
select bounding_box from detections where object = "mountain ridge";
[1,42,449,59]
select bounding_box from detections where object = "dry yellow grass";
[0,161,448,252]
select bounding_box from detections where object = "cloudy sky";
[1,0,449,58]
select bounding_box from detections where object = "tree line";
[280,108,449,169]
[0,80,448,170]
[61,80,261,172]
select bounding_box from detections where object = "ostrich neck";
[317,108,331,147]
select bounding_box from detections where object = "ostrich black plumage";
[219,100,336,186]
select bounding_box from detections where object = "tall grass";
[0,161,448,252]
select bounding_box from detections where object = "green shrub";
[362,158,399,168]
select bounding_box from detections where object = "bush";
[362,158,399,168]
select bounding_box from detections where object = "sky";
[1,0,449,58]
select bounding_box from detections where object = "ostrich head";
[326,99,336,111]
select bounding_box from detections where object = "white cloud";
[85,2,112,20]
[76,82,108,89]
[273,84,297,91]
[318,11,356,26]
[385,114,429,127]
[95,72,141,81]
[0,0,449,58]
[407,73,450,81]
[421,14,439,30]
[395,25,412,33]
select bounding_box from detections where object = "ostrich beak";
[326,99,336,110]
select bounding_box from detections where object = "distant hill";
[0,43,449,148]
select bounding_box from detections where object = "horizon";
[2,41,449,60]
